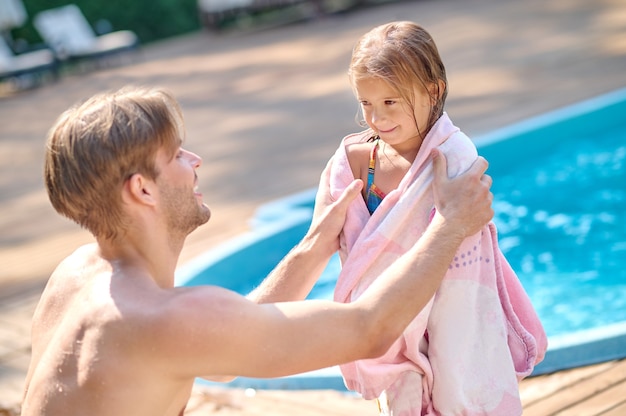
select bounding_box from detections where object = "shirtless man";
[22,86,493,415]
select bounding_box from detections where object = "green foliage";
[11,0,201,47]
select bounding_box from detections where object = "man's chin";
[201,206,211,223]
[195,208,211,228]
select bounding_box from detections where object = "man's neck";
[97,231,183,289]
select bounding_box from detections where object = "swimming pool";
[177,87,626,387]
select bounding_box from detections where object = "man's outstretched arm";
[249,150,493,304]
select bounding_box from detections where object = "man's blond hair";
[44,86,184,239]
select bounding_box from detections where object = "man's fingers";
[313,158,335,221]
[318,157,334,191]
[482,172,493,188]
[431,148,448,180]
[336,179,363,208]
[313,158,362,221]
[468,155,489,177]
[431,150,495,237]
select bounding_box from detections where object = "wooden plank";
[520,361,615,406]
[599,400,626,416]
[523,359,626,416]
[185,387,378,416]
[249,390,378,416]
[553,379,626,416]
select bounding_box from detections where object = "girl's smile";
[355,76,433,153]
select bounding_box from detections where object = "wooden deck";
[180,358,626,415]
[1,0,626,414]
[520,359,626,415]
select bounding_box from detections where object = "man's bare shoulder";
[34,244,102,318]
[125,284,268,378]
[147,285,253,335]
[45,243,103,288]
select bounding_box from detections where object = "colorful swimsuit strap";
[365,139,378,195]
[366,139,386,215]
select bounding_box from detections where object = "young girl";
[321,22,548,415]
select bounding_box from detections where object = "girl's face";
[355,77,433,150]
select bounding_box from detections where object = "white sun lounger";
[33,4,139,63]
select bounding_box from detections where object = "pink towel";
[325,114,547,415]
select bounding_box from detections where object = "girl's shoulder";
[342,129,376,144]
[343,130,376,156]
[345,139,374,167]
[343,131,376,180]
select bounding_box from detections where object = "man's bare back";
[25,244,196,415]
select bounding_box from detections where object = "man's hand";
[310,157,363,253]
[249,159,362,303]
[432,149,494,238]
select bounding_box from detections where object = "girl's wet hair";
[349,21,448,135]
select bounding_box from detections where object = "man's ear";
[123,173,157,207]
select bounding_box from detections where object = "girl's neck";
[380,139,421,165]
[376,142,417,179]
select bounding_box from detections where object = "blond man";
[22,86,493,415]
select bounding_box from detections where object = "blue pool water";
[178,88,626,381]
[490,123,626,337]
[308,104,626,339]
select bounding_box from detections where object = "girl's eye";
[359,100,370,106]
[385,100,396,105]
